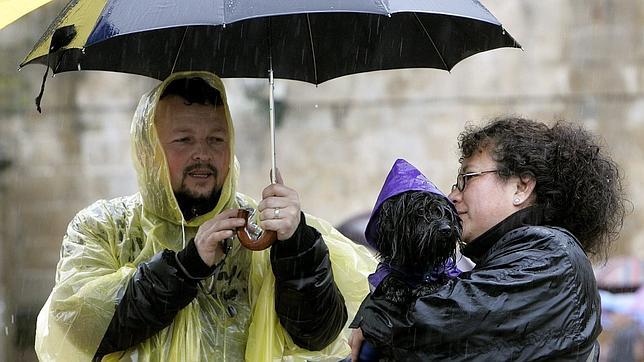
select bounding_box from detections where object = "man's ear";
[513,173,536,206]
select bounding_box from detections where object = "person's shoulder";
[73,194,142,224]
[521,226,580,248]
[500,225,584,259]
[510,225,577,244]
[513,226,589,268]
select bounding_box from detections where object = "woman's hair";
[457,116,627,258]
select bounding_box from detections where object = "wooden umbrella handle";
[236,209,277,251]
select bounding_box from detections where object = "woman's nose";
[448,187,460,203]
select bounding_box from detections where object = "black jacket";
[95,213,347,358]
[351,207,601,361]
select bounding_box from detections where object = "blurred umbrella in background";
[20,0,521,184]
[337,211,372,249]
[595,256,644,293]
[0,0,53,30]
[595,257,644,361]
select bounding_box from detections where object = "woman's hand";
[348,327,365,361]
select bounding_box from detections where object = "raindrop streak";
[4,327,7,336]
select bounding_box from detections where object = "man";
[35,72,376,361]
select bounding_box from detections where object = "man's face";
[155,95,230,200]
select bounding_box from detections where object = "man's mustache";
[184,163,217,176]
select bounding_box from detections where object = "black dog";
[375,191,462,277]
[348,190,463,362]
[372,190,462,303]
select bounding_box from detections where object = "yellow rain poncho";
[35,71,377,361]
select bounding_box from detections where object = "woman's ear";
[513,173,536,206]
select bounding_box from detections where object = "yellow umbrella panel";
[0,0,54,30]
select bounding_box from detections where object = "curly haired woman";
[348,117,627,361]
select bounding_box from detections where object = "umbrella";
[20,0,520,249]
[0,0,53,30]
[595,256,644,293]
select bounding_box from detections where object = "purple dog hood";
[364,158,453,250]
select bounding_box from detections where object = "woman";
[348,117,627,361]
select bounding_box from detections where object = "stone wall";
[0,0,642,360]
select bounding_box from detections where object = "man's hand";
[349,327,365,361]
[194,208,245,266]
[257,169,301,240]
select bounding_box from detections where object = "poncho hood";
[131,71,238,226]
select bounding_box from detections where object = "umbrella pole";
[268,68,277,184]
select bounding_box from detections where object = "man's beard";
[174,163,222,220]
[175,188,222,220]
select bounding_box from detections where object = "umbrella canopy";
[0,0,53,30]
[21,0,520,82]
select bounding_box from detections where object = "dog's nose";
[438,224,452,238]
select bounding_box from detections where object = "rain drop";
[314,104,318,108]
[4,327,7,336]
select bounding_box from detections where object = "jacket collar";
[462,206,545,265]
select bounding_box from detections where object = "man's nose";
[192,141,212,160]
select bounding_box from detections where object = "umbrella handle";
[236,209,277,251]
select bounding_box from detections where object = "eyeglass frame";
[451,170,499,192]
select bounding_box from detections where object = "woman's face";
[448,148,522,243]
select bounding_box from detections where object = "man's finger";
[270,167,284,185]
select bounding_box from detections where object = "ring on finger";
[273,208,280,219]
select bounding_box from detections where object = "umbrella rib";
[377,0,391,14]
[413,13,449,70]
[305,14,319,84]
[171,27,189,75]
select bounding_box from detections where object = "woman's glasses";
[452,170,499,192]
